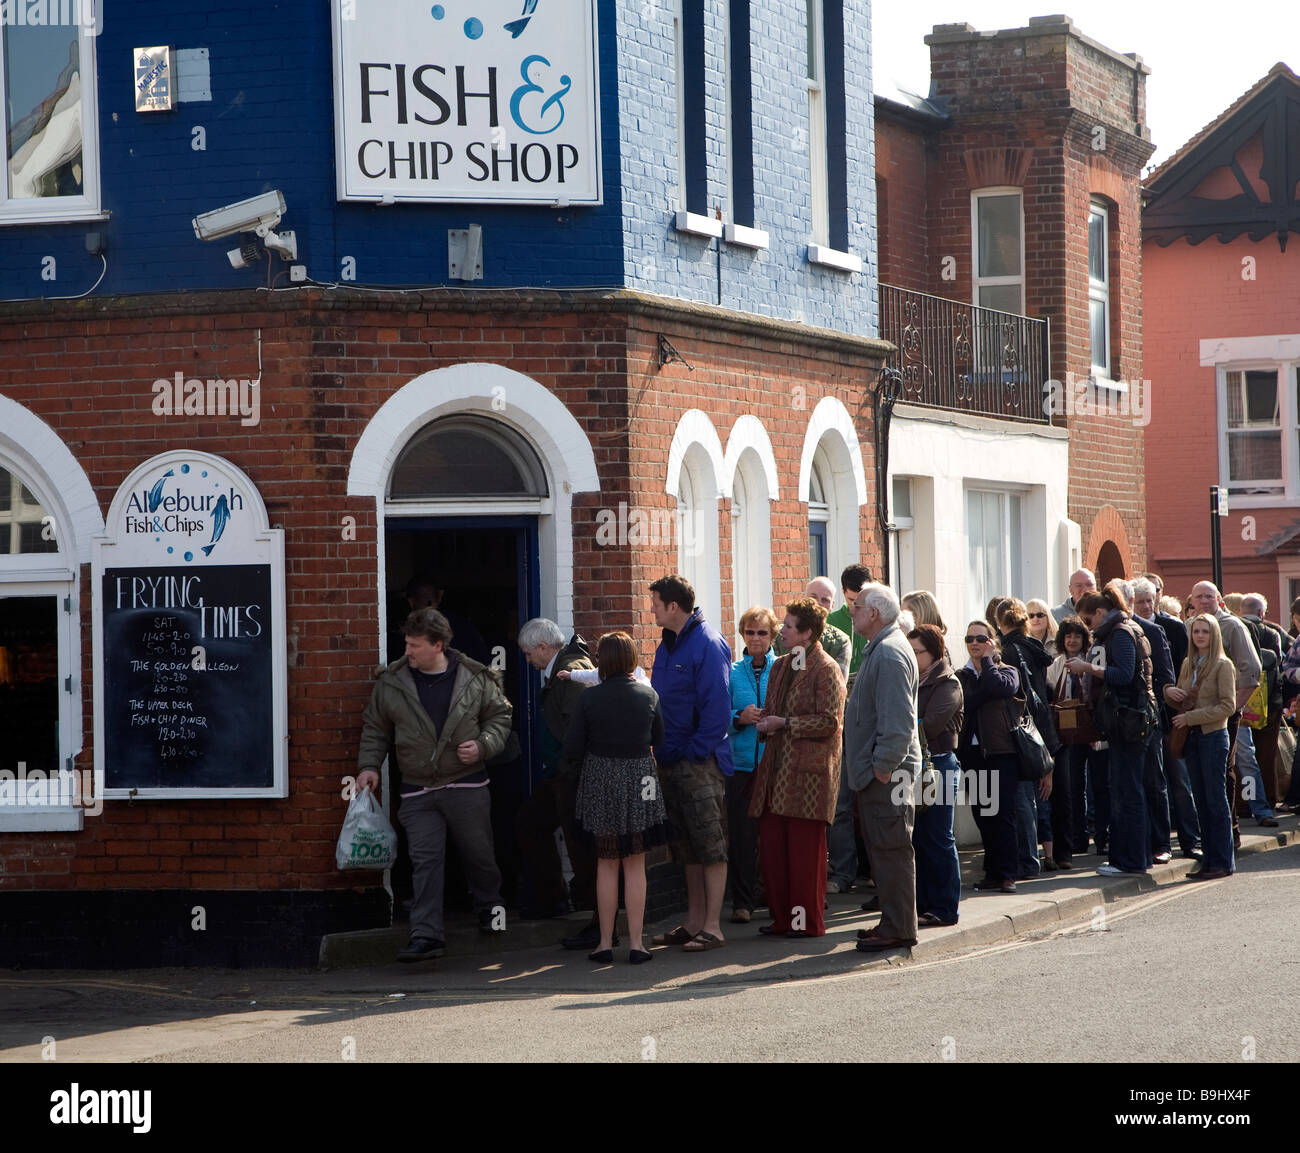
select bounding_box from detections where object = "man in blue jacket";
[649,574,733,952]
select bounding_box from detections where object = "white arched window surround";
[0,394,105,832]
[665,410,725,631]
[797,397,867,588]
[724,416,778,635]
[347,364,600,656]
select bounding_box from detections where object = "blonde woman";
[902,590,946,635]
[1165,614,1236,880]
[1026,598,1056,656]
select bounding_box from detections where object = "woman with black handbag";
[1066,584,1156,877]
[998,599,1059,876]
[957,622,1023,894]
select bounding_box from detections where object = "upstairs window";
[1089,202,1111,379]
[806,0,828,245]
[675,0,706,217]
[972,190,1024,314]
[0,9,100,223]
[1223,368,1283,496]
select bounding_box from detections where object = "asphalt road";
[3,843,1295,1065]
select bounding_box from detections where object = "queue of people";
[354,563,1294,966]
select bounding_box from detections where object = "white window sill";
[1091,373,1125,391]
[673,211,722,239]
[0,208,109,227]
[807,244,862,273]
[723,223,769,250]
[0,807,84,833]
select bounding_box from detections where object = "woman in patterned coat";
[749,596,846,938]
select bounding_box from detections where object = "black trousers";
[1049,743,1076,861]
[966,747,1020,883]
[725,770,761,911]
[514,776,596,912]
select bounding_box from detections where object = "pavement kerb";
[317,818,1299,983]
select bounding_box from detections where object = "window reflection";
[4,23,83,198]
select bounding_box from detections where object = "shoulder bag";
[1003,694,1055,781]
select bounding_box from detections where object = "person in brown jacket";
[749,597,846,938]
[1166,613,1237,879]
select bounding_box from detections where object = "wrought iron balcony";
[878,284,1051,423]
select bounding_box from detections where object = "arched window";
[808,447,833,580]
[389,415,548,500]
[0,467,59,555]
[675,445,720,629]
[730,449,772,639]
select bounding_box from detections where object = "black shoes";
[629,949,653,964]
[561,924,619,950]
[479,907,506,936]
[397,938,446,962]
[1258,817,1279,827]
[588,948,614,964]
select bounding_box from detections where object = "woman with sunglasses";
[956,622,1023,893]
[1026,599,1057,656]
[726,606,777,923]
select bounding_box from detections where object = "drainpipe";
[872,364,903,585]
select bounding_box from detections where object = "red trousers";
[759,811,828,935]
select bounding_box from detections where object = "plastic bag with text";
[335,786,397,870]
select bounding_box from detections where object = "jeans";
[1015,779,1042,876]
[912,754,961,922]
[1234,726,1275,819]
[1164,739,1202,852]
[1185,728,1234,872]
[1107,737,1150,872]
[1143,727,1172,854]
[827,763,859,885]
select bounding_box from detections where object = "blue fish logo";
[504,0,540,38]
[201,495,231,557]
[147,470,175,513]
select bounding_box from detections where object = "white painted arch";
[723,414,780,501]
[0,393,104,572]
[347,363,601,637]
[665,408,728,500]
[796,396,868,505]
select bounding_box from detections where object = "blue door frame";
[383,515,542,789]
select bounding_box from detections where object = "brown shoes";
[855,927,917,952]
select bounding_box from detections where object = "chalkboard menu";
[94,451,287,798]
[102,565,273,790]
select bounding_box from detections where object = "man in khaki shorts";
[648,575,733,952]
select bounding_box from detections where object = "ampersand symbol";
[510,54,571,135]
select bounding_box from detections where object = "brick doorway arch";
[1095,540,1125,586]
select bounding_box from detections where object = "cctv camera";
[227,236,261,269]
[193,190,286,242]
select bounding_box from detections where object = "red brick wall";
[922,22,1153,576]
[874,117,931,290]
[1143,234,1300,601]
[0,292,885,892]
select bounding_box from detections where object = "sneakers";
[397,938,446,962]
[1096,864,1124,876]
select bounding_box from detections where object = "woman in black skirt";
[565,631,669,964]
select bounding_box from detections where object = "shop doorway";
[383,516,541,912]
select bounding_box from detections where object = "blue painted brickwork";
[1,0,874,337]
[0,0,624,298]
[617,0,877,335]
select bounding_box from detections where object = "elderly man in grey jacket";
[845,583,921,951]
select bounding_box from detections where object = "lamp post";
[1209,485,1228,592]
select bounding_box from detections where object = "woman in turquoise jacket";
[727,606,777,923]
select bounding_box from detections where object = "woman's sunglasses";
[1028,612,1048,620]
[964,634,991,644]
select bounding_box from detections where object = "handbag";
[1052,673,1099,746]
[1277,718,1295,798]
[1167,681,1200,759]
[1095,686,1157,745]
[1004,695,1055,781]
[915,720,937,811]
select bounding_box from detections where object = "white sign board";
[92,452,288,799]
[331,0,602,204]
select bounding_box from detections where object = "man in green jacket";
[357,608,513,962]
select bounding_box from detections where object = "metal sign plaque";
[134,46,175,113]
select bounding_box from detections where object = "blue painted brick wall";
[617,0,877,335]
[1,0,874,337]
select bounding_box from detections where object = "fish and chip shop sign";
[331,0,602,204]
[92,451,288,799]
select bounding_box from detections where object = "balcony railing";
[879,284,1050,423]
